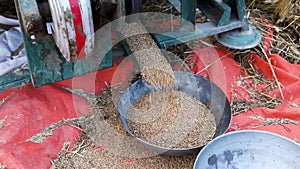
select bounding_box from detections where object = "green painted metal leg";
[235,0,249,31]
[181,0,197,30]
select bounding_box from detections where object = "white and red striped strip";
[48,0,94,62]
[78,0,94,58]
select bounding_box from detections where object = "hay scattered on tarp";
[246,0,299,25]
[25,116,84,144]
[248,115,300,129]
[246,1,300,64]
[230,54,283,116]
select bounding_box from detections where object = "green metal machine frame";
[154,0,258,47]
[1,0,116,92]
[0,0,260,92]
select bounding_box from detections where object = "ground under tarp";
[1,32,300,169]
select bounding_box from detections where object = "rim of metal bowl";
[193,130,300,169]
[118,71,232,155]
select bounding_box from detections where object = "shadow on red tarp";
[1,21,300,168]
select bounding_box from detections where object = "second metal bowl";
[194,130,300,169]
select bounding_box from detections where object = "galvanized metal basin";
[193,130,300,169]
[118,71,231,156]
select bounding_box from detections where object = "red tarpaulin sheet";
[1,20,300,168]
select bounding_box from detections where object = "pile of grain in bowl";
[127,90,216,148]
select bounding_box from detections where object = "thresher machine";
[0,0,261,92]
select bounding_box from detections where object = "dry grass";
[248,115,300,129]
[0,90,18,106]
[274,0,300,37]
[246,0,299,27]
[50,136,93,169]
[230,4,299,116]
[246,1,300,64]
[230,55,282,116]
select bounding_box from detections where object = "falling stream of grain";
[122,21,176,87]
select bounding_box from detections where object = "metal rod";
[155,18,243,47]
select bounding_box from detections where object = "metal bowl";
[193,130,300,169]
[118,71,231,156]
